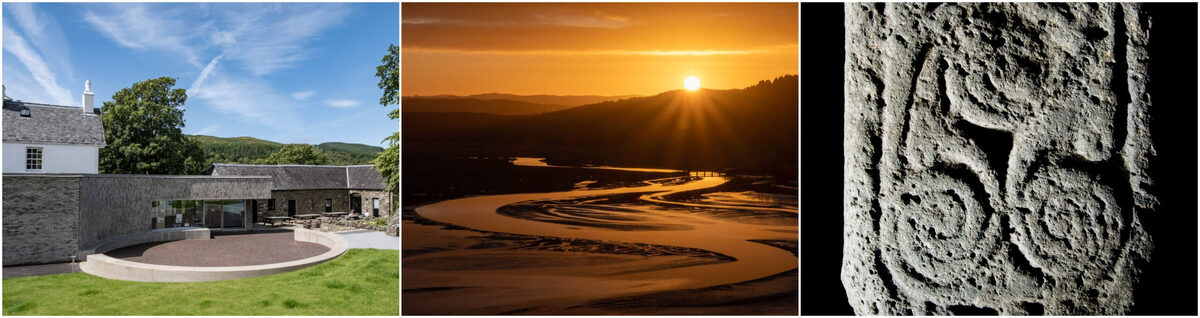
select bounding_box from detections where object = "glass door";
[204,201,223,229]
[222,200,245,228]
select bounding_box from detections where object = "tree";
[372,44,399,196]
[255,144,329,165]
[100,77,209,174]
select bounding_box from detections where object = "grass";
[2,249,398,315]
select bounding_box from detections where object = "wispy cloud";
[193,125,219,135]
[404,11,633,29]
[190,73,303,132]
[188,55,223,95]
[221,6,350,76]
[82,3,352,129]
[8,3,76,83]
[325,99,360,108]
[402,44,797,56]
[83,4,205,67]
[291,91,316,100]
[2,27,74,106]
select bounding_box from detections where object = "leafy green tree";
[100,77,209,174]
[372,44,399,196]
[255,144,329,165]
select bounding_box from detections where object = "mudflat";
[402,169,797,315]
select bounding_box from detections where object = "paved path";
[336,230,399,250]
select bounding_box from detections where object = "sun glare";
[684,76,701,91]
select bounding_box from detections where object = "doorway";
[287,200,296,217]
[350,194,362,215]
[204,201,222,229]
[222,200,245,228]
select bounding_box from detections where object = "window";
[19,109,29,117]
[324,199,332,212]
[25,147,42,171]
[372,198,380,216]
[149,200,200,229]
[268,199,276,211]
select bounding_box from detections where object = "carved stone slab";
[843,3,1155,315]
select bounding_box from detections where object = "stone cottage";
[211,164,395,221]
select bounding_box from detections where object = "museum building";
[211,163,395,221]
[0,82,392,266]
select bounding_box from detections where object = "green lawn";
[2,249,398,315]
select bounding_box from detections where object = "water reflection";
[510,157,683,173]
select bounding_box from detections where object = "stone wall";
[2,175,82,266]
[257,189,350,218]
[77,175,272,248]
[843,3,1154,315]
[254,189,395,219]
[352,189,395,218]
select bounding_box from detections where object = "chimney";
[82,80,94,113]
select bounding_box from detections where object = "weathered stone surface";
[843,3,1154,315]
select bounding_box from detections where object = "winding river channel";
[410,158,797,312]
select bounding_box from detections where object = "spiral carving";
[844,3,1155,315]
[1011,167,1124,280]
[880,170,1002,291]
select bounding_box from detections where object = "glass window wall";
[150,200,202,229]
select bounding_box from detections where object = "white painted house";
[2,81,106,174]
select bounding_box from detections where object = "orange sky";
[402,3,798,96]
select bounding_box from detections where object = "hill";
[404,93,639,108]
[191,135,282,164]
[403,75,798,176]
[190,135,383,166]
[316,142,386,165]
[401,98,574,115]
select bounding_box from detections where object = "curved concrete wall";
[80,227,211,260]
[80,228,348,282]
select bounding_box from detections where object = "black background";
[800,3,1197,315]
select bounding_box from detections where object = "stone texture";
[2,175,82,266]
[78,175,273,247]
[253,189,395,219]
[843,3,1154,315]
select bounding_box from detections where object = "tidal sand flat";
[402,157,797,314]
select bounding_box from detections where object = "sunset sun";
[684,76,701,91]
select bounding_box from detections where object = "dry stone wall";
[843,3,1155,315]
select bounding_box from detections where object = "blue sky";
[2,2,399,146]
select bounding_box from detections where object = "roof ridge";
[212,163,373,168]
[10,101,82,109]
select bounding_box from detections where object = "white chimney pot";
[82,80,94,113]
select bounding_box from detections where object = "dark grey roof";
[347,165,387,190]
[211,164,385,191]
[3,100,105,146]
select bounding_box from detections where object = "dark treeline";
[191,135,383,166]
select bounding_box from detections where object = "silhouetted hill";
[401,98,574,115]
[403,75,798,176]
[404,93,639,107]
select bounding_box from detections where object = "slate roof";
[347,165,388,189]
[211,164,386,191]
[2,100,106,146]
